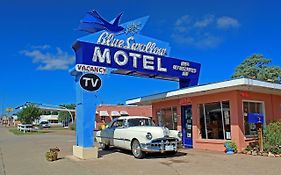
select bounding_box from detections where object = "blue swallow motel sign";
[71,10,201,154]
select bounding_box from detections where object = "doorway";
[181,105,193,148]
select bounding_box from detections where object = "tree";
[232,54,281,83]
[58,104,76,123]
[17,105,42,124]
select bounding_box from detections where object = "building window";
[156,107,177,130]
[243,101,264,137]
[101,116,106,122]
[199,101,231,140]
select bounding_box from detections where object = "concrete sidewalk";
[0,126,281,175]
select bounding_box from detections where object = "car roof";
[117,116,150,120]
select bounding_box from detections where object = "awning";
[99,111,109,116]
[126,78,281,105]
[120,111,129,116]
[48,118,58,120]
[111,111,121,117]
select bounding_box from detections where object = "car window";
[128,118,154,127]
[111,120,124,128]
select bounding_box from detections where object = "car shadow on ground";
[98,147,187,159]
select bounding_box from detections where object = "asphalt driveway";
[0,126,280,175]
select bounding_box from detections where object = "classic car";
[96,116,182,159]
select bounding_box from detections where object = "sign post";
[248,113,264,152]
[258,127,264,152]
[72,72,99,159]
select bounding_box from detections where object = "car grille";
[149,137,178,147]
[151,137,178,143]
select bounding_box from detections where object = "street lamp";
[58,105,75,125]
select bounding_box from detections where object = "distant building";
[0,116,17,126]
[38,115,62,126]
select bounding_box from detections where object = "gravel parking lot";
[0,126,281,175]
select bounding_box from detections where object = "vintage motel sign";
[71,10,201,151]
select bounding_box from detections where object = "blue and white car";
[96,116,181,159]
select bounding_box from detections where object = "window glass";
[111,120,124,128]
[199,104,206,139]
[205,102,224,139]
[222,101,231,139]
[157,107,177,130]
[127,118,154,127]
[243,101,264,137]
[199,101,231,140]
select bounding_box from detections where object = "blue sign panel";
[248,113,264,124]
[73,10,201,88]
[73,41,201,86]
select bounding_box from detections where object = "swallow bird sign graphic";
[78,10,124,34]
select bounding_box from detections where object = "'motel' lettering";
[92,46,167,72]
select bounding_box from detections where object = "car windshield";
[127,118,154,127]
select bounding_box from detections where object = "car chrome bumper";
[140,141,178,153]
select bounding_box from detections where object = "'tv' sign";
[79,74,102,92]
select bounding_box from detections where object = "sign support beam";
[72,73,98,159]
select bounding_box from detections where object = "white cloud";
[217,16,240,29]
[171,15,240,48]
[194,15,215,28]
[31,44,50,50]
[21,45,75,70]
[171,32,222,49]
[174,15,192,32]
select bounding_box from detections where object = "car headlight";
[178,131,182,138]
[146,132,153,140]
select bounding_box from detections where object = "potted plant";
[45,147,60,161]
[224,141,237,155]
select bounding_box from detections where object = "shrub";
[264,120,281,154]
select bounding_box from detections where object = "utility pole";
[1,94,5,117]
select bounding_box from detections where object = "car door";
[107,119,126,148]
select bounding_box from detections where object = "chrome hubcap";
[133,142,141,156]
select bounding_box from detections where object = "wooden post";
[258,127,263,152]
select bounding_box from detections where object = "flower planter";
[224,141,237,155]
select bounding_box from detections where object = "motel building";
[126,78,281,152]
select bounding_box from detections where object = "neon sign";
[73,10,201,88]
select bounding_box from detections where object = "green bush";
[264,120,281,154]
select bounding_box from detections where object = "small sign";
[79,74,102,92]
[75,64,107,74]
[226,132,231,140]
[248,113,264,124]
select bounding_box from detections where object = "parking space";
[0,126,280,175]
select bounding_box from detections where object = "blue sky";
[0,0,281,114]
